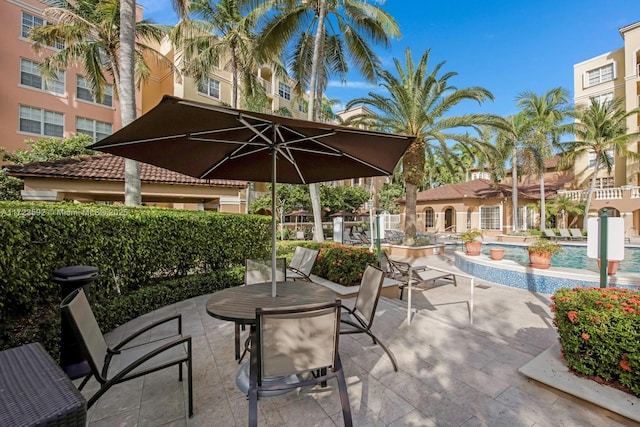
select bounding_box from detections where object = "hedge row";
[0,202,271,318]
[0,269,244,360]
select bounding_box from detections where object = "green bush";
[1,269,244,360]
[312,243,377,285]
[553,287,640,396]
[0,201,270,319]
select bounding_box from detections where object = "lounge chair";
[379,251,411,293]
[543,229,559,240]
[406,265,457,300]
[340,265,398,372]
[248,301,352,427]
[558,229,573,240]
[60,288,193,416]
[569,228,587,241]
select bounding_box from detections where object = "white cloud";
[326,80,379,90]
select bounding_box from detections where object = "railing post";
[599,208,608,288]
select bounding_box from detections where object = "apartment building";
[569,20,640,234]
[0,0,135,154]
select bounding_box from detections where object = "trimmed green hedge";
[0,202,270,318]
[553,286,640,396]
[1,269,244,360]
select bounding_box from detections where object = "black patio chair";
[248,301,352,427]
[60,288,193,416]
[340,264,398,372]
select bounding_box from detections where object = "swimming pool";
[481,243,640,274]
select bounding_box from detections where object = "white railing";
[593,188,623,199]
[557,189,587,201]
[559,186,640,201]
[630,187,640,198]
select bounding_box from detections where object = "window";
[470,171,489,180]
[76,117,112,141]
[590,92,613,105]
[197,78,220,99]
[479,206,501,230]
[77,76,113,107]
[595,177,614,189]
[21,12,64,49]
[19,105,63,137]
[588,150,614,169]
[424,208,434,228]
[585,63,615,87]
[20,58,65,95]
[278,82,291,100]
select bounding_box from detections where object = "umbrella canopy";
[91,95,413,296]
[329,210,356,218]
[287,209,313,218]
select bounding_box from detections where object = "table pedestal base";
[235,362,299,397]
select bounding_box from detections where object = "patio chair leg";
[335,356,353,427]
[365,330,398,372]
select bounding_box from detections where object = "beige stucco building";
[568,20,640,234]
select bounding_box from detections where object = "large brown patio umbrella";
[90,95,413,296]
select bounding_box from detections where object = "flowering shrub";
[552,286,640,396]
[312,243,377,286]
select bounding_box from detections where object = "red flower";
[606,304,614,309]
[567,311,579,323]
[581,333,590,340]
[620,360,632,372]
[550,304,556,312]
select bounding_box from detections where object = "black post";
[599,209,608,288]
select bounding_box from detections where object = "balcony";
[258,77,272,95]
[558,186,640,201]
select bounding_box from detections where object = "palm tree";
[492,112,538,232]
[31,0,183,206]
[563,97,640,230]
[549,194,583,229]
[256,0,400,242]
[172,0,284,110]
[515,87,572,230]
[345,48,505,245]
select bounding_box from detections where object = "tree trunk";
[231,44,238,109]
[583,157,600,231]
[307,0,327,243]
[511,147,519,232]
[120,0,141,206]
[404,182,417,246]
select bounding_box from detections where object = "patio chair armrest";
[110,335,192,384]
[114,314,183,351]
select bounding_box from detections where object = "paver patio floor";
[81,254,638,426]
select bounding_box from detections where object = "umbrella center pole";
[271,145,278,297]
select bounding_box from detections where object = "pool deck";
[80,251,640,426]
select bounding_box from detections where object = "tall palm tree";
[256,0,400,242]
[492,112,538,232]
[172,0,283,109]
[345,48,505,245]
[31,0,183,206]
[515,87,572,230]
[563,97,640,230]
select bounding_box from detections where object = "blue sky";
[138,0,638,117]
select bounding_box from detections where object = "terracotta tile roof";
[4,154,247,188]
[402,179,564,204]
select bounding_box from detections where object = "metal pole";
[599,208,608,288]
[375,211,381,256]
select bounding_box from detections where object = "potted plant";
[461,230,483,256]
[490,247,505,261]
[527,239,563,269]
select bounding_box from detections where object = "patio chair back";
[61,288,109,381]
[558,229,572,240]
[287,246,318,280]
[544,229,558,240]
[353,264,385,328]
[245,258,286,285]
[249,301,352,426]
[258,302,339,378]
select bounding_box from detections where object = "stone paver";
[79,254,638,426]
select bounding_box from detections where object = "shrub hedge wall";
[553,286,640,396]
[0,201,270,319]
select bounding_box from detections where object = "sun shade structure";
[90,95,413,296]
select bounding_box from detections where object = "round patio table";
[206,281,336,325]
[206,281,338,396]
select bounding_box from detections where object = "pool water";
[482,244,640,274]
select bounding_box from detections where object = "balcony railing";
[558,186,640,201]
[258,78,272,95]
